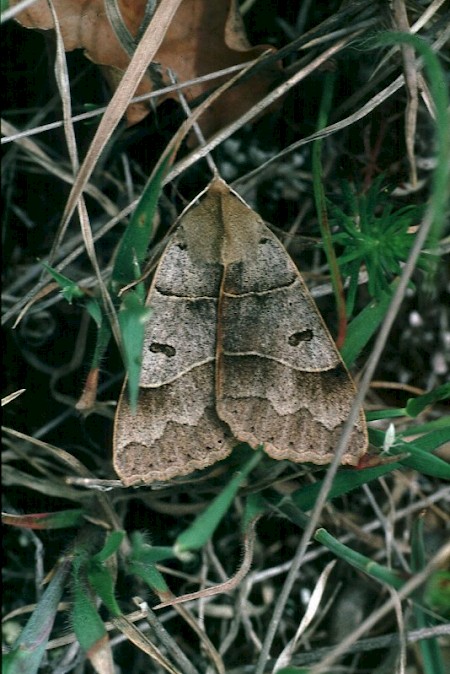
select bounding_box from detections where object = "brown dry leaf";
[14,0,280,137]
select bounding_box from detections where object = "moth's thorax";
[220,193,262,265]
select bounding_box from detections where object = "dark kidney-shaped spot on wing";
[288,330,313,346]
[149,342,176,357]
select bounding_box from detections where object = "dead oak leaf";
[13,0,280,138]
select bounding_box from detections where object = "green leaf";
[88,563,121,617]
[42,263,86,303]
[4,559,70,674]
[341,284,395,366]
[129,534,171,594]
[111,153,172,292]
[2,509,84,530]
[71,552,108,654]
[315,528,404,588]
[369,429,450,480]
[287,462,402,512]
[75,534,123,619]
[130,533,174,563]
[84,298,103,328]
[118,290,152,411]
[406,383,450,417]
[90,321,111,370]
[243,493,268,528]
[174,448,263,555]
[129,558,169,595]
[92,531,125,564]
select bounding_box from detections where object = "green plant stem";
[312,71,347,348]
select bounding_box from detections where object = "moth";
[114,179,367,485]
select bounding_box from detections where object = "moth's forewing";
[113,192,235,486]
[214,184,368,466]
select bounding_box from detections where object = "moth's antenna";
[167,69,219,179]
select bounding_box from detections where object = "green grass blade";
[340,284,395,366]
[411,517,446,674]
[312,72,347,346]
[111,153,172,292]
[3,559,71,674]
[398,416,449,436]
[406,383,450,417]
[369,429,450,479]
[118,290,152,411]
[315,528,404,589]
[174,448,263,555]
[376,33,450,247]
[365,408,407,421]
[406,427,450,452]
[72,552,108,655]
[287,462,402,512]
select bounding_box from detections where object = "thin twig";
[153,518,260,609]
[167,69,218,178]
[393,0,418,186]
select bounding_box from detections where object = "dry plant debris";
[13,0,280,133]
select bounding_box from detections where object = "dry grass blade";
[133,602,204,674]
[109,614,181,674]
[1,389,26,406]
[2,426,123,531]
[170,603,225,674]
[138,598,224,674]
[0,119,118,216]
[54,0,183,254]
[307,543,450,674]
[234,27,449,190]
[0,61,259,145]
[273,560,337,671]
[3,426,96,478]
[393,0,419,187]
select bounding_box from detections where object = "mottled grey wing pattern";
[214,181,367,466]
[114,190,235,485]
[114,179,367,485]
